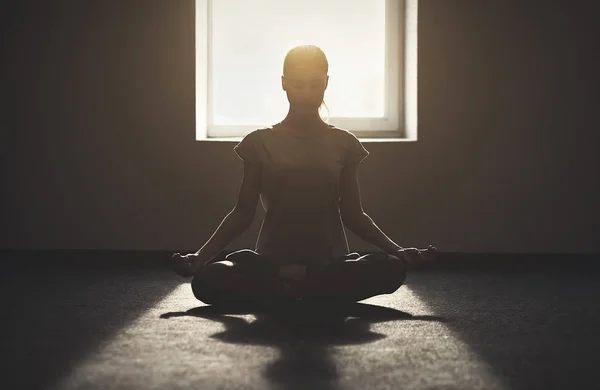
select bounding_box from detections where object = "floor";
[1,251,599,390]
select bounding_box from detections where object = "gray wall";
[2,1,599,253]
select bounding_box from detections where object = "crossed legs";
[190,249,406,306]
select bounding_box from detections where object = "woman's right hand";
[170,253,203,277]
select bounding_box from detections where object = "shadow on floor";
[405,270,600,390]
[0,253,181,390]
[161,302,448,390]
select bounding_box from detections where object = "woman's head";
[282,45,330,119]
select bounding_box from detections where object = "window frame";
[195,0,418,141]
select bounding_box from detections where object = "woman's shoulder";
[326,125,361,144]
[248,123,355,143]
[239,127,270,142]
[336,127,356,137]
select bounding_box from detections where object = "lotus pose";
[170,45,436,307]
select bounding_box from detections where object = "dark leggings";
[191,249,406,306]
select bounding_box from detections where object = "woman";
[170,45,436,307]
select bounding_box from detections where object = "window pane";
[211,0,387,126]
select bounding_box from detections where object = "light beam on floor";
[54,284,508,390]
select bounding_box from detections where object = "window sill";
[196,137,417,143]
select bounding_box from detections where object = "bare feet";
[169,253,197,277]
[399,245,437,269]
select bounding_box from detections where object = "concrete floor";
[1,252,599,390]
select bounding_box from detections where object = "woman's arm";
[338,162,436,267]
[170,207,253,277]
[188,160,261,272]
[339,162,402,253]
[343,213,402,254]
[343,214,437,268]
[191,208,253,269]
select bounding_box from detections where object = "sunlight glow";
[54,284,277,389]
[196,0,416,139]
[55,285,507,390]
[346,288,509,389]
[209,0,386,126]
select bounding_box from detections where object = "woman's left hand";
[395,245,437,268]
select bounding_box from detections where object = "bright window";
[196,0,418,141]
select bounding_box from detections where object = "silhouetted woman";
[170,45,436,307]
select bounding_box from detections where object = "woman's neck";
[280,114,327,132]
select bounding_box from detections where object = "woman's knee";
[190,261,233,303]
[225,248,258,260]
[191,276,215,304]
[225,250,277,275]
[359,253,406,293]
[357,252,398,262]
[225,249,262,267]
[383,256,406,292]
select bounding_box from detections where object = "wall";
[2,0,599,253]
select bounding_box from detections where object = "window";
[195,0,418,141]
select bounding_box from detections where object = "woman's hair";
[283,45,330,122]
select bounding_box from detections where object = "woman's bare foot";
[399,245,437,269]
[169,253,197,277]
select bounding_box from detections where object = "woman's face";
[282,64,329,111]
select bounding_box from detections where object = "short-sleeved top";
[233,122,369,266]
